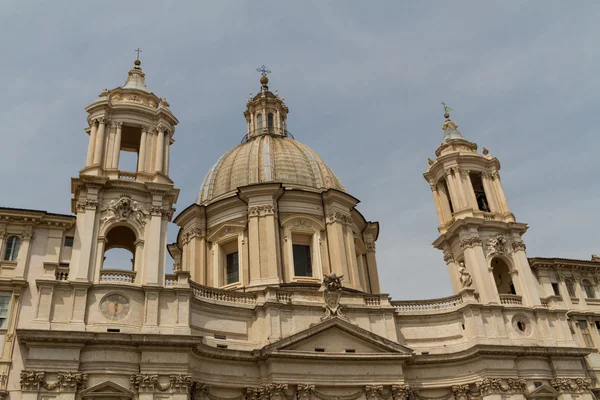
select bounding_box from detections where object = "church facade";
[0,60,599,400]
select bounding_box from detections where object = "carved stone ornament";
[297,384,316,400]
[551,378,593,393]
[459,236,482,250]
[512,240,527,252]
[100,195,149,231]
[366,240,376,252]
[325,210,350,225]
[391,385,415,400]
[130,374,193,393]
[126,95,144,104]
[443,250,454,264]
[484,235,509,258]
[451,385,470,399]
[76,199,99,212]
[321,273,349,321]
[457,262,472,288]
[248,204,276,217]
[292,219,313,229]
[473,378,526,396]
[20,370,88,392]
[591,254,600,262]
[365,386,384,400]
[182,227,205,245]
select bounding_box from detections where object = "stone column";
[111,121,123,169]
[444,170,462,212]
[557,273,573,308]
[491,172,509,213]
[460,235,498,304]
[93,237,106,282]
[429,184,445,225]
[248,208,261,285]
[143,205,163,285]
[133,239,144,274]
[70,198,99,282]
[164,137,171,176]
[510,240,541,306]
[325,210,350,278]
[443,250,462,293]
[93,117,107,165]
[138,126,148,172]
[462,169,479,210]
[276,110,281,133]
[343,221,360,289]
[14,227,34,278]
[477,173,497,212]
[454,168,469,209]
[0,226,5,259]
[155,125,166,173]
[86,119,98,167]
[365,238,381,294]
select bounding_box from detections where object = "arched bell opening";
[101,225,138,283]
[491,257,516,295]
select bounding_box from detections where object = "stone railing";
[276,292,292,303]
[118,171,136,181]
[56,266,69,281]
[392,293,464,313]
[364,296,381,306]
[165,274,177,286]
[190,281,256,305]
[99,269,136,283]
[499,294,523,305]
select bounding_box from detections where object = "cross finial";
[135,48,142,60]
[441,101,453,117]
[257,65,271,77]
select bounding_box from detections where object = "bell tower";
[424,107,540,306]
[69,59,179,300]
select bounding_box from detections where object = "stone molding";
[550,378,592,393]
[130,373,193,393]
[20,370,88,392]
[459,236,482,249]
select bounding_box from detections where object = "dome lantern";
[243,65,290,140]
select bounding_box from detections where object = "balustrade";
[99,269,136,283]
[499,294,523,305]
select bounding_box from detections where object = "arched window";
[100,226,137,283]
[267,113,274,133]
[582,280,596,299]
[491,257,516,295]
[256,114,262,132]
[565,279,576,297]
[3,236,20,261]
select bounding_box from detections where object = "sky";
[0,1,598,299]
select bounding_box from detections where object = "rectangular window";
[293,244,312,277]
[579,320,594,347]
[0,295,11,329]
[226,252,239,284]
[551,282,560,296]
[64,236,74,247]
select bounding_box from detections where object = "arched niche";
[491,256,516,295]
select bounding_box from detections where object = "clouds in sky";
[0,1,598,299]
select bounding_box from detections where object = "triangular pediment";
[262,317,413,356]
[80,381,134,398]
[527,385,559,399]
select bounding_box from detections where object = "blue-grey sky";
[1,1,598,299]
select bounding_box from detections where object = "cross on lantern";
[256,65,271,77]
[135,48,142,60]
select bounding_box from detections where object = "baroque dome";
[197,134,346,204]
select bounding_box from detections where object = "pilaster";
[460,233,498,304]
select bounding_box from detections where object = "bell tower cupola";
[81,59,178,183]
[69,58,180,319]
[243,65,290,140]
[424,105,540,307]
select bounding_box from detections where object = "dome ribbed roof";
[197,135,345,204]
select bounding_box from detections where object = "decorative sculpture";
[591,254,600,262]
[321,273,349,321]
[457,262,472,288]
